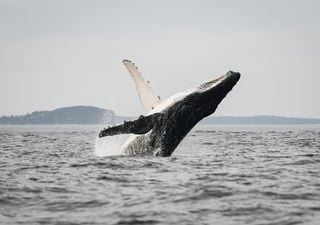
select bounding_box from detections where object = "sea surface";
[1,125,320,225]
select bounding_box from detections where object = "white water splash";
[94,134,129,156]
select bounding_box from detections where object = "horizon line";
[0,105,319,120]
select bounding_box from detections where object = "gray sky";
[1,0,320,117]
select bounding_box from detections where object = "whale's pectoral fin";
[122,59,161,112]
[99,113,163,138]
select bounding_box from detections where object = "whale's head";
[163,71,240,121]
[154,71,240,156]
[192,71,241,118]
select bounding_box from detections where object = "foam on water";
[94,134,129,156]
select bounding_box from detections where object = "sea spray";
[95,134,129,156]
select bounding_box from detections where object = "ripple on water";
[1,125,320,225]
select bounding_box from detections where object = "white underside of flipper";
[95,60,161,157]
[122,60,161,112]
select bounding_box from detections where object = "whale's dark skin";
[99,71,240,157]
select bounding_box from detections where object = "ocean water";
[1,124,320,225]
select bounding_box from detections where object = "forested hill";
[0,106,115,124]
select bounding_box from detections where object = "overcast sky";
[1,0,319,118]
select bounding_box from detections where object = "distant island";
[0,106,319,125]
[0,106,115,125]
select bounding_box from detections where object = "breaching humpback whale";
[97,60,240,157]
